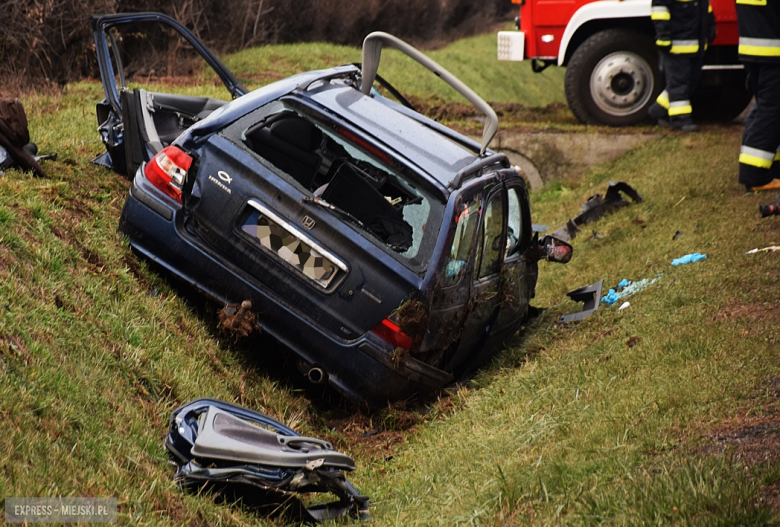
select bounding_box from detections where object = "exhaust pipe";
[307,367,328,385]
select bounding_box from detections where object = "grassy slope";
[0,33,778,526]
[373,129,780,525]
[222,31,566,106]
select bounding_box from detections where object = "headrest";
[270,117,322,152]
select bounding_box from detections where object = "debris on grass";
[549,181,643,241]
[166,399,370,523]
[559,279,603,323]
[759,196,780,218]
[602,276,662,305]
[746,246,780,254]
[618,301,630,311]
[671,253,707,266]
[217,300,258,340]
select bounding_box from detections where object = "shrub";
[0,0,513,89]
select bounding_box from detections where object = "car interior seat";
[322,162,413,250]
[244,115,323,189]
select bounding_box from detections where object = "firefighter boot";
[748,179,780,192]
[671,115,699,132]
[647,102,670,127]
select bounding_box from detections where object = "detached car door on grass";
[91,13,247,177]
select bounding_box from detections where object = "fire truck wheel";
[565,29,660,126]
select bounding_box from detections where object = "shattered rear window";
[231,102,444,272]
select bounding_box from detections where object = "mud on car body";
[92,13,571,408]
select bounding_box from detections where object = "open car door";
[91,12,247,177]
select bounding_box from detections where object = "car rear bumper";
[119,179,448,408]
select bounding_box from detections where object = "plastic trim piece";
[559,279,603,323]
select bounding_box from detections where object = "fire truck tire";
[565,29,660,126]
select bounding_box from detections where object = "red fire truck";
[498,0,750,126]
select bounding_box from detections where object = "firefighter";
[647,0,716,131]
[736,0,780,191]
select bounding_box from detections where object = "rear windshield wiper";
[301,196,365,228]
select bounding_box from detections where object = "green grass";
[371,129,780,525]
[221,31,566,107]
[0,36,778,526]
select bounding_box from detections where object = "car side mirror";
[527,233,573,264]
[540,235,573,263]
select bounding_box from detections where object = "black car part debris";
[552,219,581,242]
[552,182,643,241]
[759,195,780,217]
[559,279,603,323]
[165,398,369,523]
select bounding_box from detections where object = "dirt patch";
[626,336,641,348]
[407,96,576,126]
[699,378,780,513]
[122,253,153,292]
[713,301,780,325]
[322,397,457,463]
[218,300,259,341]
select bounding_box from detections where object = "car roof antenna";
[360,31,498,156]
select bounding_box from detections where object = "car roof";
[181,66,484,192]
[304,84,480,188]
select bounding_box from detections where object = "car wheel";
[565,29,660,126]
[692,70,752,122]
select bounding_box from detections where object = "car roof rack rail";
[447,152,510,191]
[360,31,499,156]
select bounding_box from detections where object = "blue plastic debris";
[671,253,707,266]
[601,289,620,305]
[602,276,662,306]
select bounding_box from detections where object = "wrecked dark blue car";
[92,13,571,408]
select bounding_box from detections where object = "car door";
[91,12,247,177]
[492,179,533,335]
[444,181,507,372]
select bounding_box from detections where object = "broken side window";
[439,194,481,287]
[506,187,524,259]
[476,192,504,279]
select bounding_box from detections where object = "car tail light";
[144,146,192,203]
[371,319,413,350]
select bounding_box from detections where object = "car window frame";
[91,12,247,116]
[473,184,506,282]
[504,179,533,261]
[216,97,447,276]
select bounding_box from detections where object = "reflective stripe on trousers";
[739,37,780,57]
[739,145,777,169]
[656,90,670,109]
[655,91,692,115]
[668,100,692,116]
